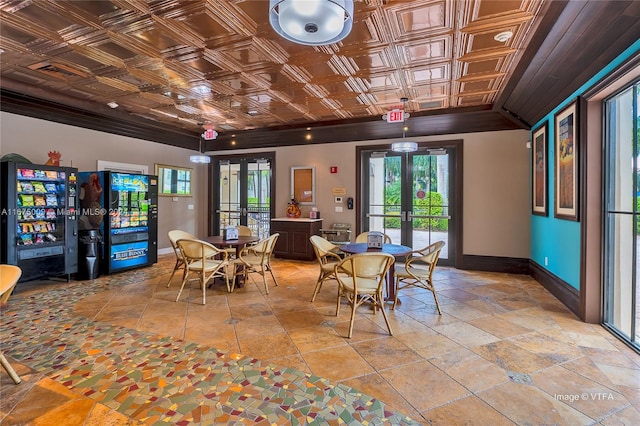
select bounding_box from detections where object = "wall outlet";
[544,256,549,266]
[188,204,194,210]
[335,206,343,212]
[172,197,178,202]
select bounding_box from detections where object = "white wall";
[0,112,205,252]
[211,129,531,259]
[1,112,531,259]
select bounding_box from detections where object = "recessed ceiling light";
[107,101,119,108]
[494,31,513,42]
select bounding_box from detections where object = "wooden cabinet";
[271,218,322,261]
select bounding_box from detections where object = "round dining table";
[338,242,412,303]
[203,235,259,288]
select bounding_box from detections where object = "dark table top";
[338,242,412,257]
[203,235,259,247]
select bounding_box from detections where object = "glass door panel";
[219,162,241,229]
[214,155,274,240]
[603,82,639,350]
[362,147,455,266]
[408,152,450,259]
[246,160,271,239]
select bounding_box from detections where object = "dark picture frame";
[532,121,548,216]
[554,101,578,221]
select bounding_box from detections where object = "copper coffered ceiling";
[1,0,639,151]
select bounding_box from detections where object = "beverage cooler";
[77,171,158,275]
[0,162,78,282]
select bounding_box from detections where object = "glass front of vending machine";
[107,172,157,273]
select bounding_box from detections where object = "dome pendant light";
[190,136,211,164]
[391,97,417,152]
[269,0,354,46]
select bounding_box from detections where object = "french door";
[603,81,639,351]
[211,153,275,240]
[359,143,460,267]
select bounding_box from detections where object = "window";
[155,164,192,197]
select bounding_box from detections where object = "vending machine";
[77,171,158,274]
[0,162,78,282]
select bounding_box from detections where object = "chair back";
[237,225,253,237]
[336,252,394,290]
[310,235,337,257]
[168,230,197,253]
[355,231,392,244]
[0,264,22,304]
[251,233,279,256]
[414,240,446,267]
[176,238,222,262]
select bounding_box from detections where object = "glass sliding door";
[213,154,274,240]
[361,145,457,266]
[603,81,639,351]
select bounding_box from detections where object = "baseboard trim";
[459,254,529,274]
[529,260,581,318]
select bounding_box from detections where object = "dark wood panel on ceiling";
[207,106,523,151]
[0,89,197,149]
[501,0,640,126]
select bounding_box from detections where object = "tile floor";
[1,255,639,425]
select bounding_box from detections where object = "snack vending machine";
[0,162,78,282]
[77,171,157,274]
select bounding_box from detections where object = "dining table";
[203,235,259,288]
[338,242,412,303]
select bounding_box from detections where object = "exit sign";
[387,109,404,123]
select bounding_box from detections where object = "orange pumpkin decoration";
[286,199,301,218]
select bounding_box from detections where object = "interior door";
[361,146,456,266]
[213,154,274,240]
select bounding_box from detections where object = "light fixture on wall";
[391,97,417,152]
[269,0,354,46]
[190,137,211,164]
[223,175,228,185]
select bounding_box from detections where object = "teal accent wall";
[530,39,640,289]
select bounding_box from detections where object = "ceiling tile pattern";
[1,0,544,135]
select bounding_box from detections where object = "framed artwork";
[532,122,548,216]
[291,166,315,205]
[155,164,192,197]
[554,101,578,220]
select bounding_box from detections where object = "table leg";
[234,245,245,288]
[385,263,396,303]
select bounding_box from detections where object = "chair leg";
[392,278,400,310]
[310,277,323,302]
[261,267,269,295]
[347,301,357,339]
[224,265,232,293]
[266,264,279,287]
[201,274,207,305]
[1,352,21,384]
[378,292,394,336]
[166,259,181,287]
[175,271,189,302]
[431,286,442,315]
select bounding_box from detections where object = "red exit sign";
[387,109,404,123]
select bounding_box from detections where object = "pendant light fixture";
[269,0,354,46]
[391,97,417,152]
[190,136,211,164]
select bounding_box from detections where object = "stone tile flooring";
[1,255,639,425]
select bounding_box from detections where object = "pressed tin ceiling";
[1,0,639,151]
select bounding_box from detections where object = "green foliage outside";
[382,181,448,231]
